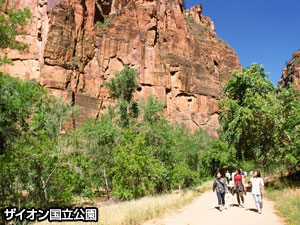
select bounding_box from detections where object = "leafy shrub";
[95,18,110,29]
[112,129,163,200]
[0,73,91,208]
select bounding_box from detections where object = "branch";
[43,159,63,191]
[284,130,291,142]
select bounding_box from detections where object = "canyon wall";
[1,0,241,136]
[279,49,300,90]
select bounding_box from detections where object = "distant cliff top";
[279,49,300,89]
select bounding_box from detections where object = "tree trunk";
[103,167,110,200]
[263,140,271,175]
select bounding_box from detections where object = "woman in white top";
[250,170,264,214]
[225,170,231,185]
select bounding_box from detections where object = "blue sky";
[186,0,300,85]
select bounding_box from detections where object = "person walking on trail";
[250,170,254,177]
[225,170,231,185]
[249,170,264,214]
[240,168,244,176]
[213,171,228,211]
[234,168,246,208]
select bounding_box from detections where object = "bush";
[96,18,110,29]
[112,129,163,200]
[0,73,90,208]
[198,137,237,177]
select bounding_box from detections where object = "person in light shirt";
[250,170,264,214]
[225,170,231,185]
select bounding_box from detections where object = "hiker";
[213,171,228,211]
[234,168,246,207]
[231,171,236,182]
[249,170,264,214]
[240,168,244,176]
[225,170,231,185]
[250,170,254,177]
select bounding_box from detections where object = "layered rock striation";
[279,49,300,90]
[1,0,241,136]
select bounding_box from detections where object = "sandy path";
[143,191,285,225]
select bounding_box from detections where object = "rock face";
[279,49,300,90]
[1,0,241,136]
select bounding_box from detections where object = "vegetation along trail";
[144,190,284,225]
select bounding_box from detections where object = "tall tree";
[0,0,31,65]
[219,64,300,172]
[79,115,118,200]
[103,65,140,127]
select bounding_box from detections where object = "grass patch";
[98,180,212,225]
[34,180,212,225]
[265,172,300,225]
[266,188,300,225]
[98,190,197,225]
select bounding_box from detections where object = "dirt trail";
[143,190,285,225]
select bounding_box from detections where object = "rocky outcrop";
[279,49,300,90]
[1,0,241,136]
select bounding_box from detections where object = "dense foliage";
[0,0,31,65]
[219,64,300,172]
[0,73,92,208]
[103,65,139,127]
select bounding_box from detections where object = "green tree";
[139,95,166,124]
[139,98,199,190]
[13,131,92,208]
[103,65,140,127]
[0,0,34,155]
[198,134,238,177]
[111,128,163,200]
[20,96,86,207]
[0,74,90,208]
[272,84,300,171]
[79,115,118,200]
[0,0,31,65]
[139,97,179,191]
[0,73,45,154]
[170,125,199,189]
[181,128,213,173]
[141,117,178,191]
[219,64,275,165]
[219,63,300,172]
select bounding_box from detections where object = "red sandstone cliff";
[279,49,300,90]
[1,0,241,136]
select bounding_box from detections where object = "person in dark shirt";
[213,171,228,211]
